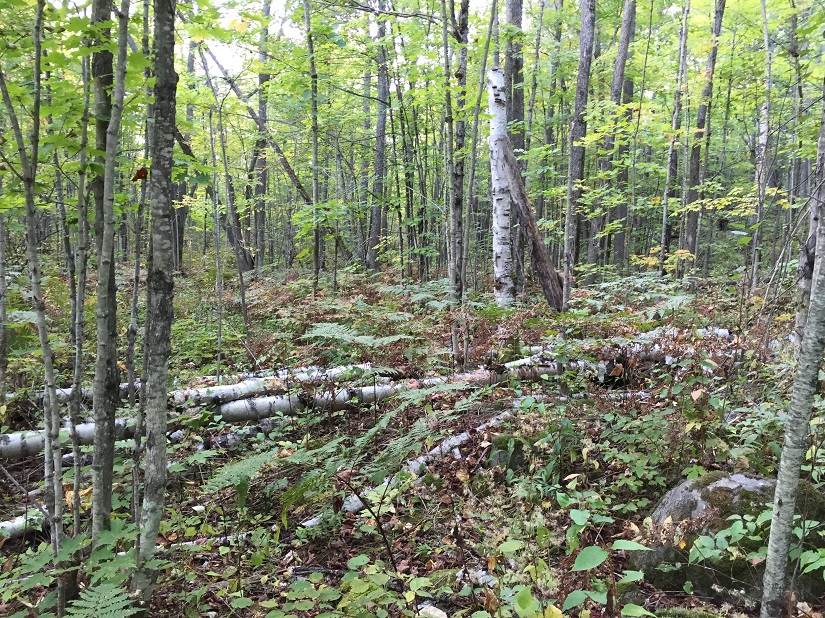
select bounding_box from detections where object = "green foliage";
[301,321,412,349]
[65,584,140,618]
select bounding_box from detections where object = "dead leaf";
[456,468,469,483]
[691,389,705,401]
[609,363,624,377]
[484,589,500,613]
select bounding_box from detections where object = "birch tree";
[488,66,516,306]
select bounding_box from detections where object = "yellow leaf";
[691,389,705,401]
[545,604,563,618]
[678,538,686,549]
[488,555,498,571]
[456,468,469,483]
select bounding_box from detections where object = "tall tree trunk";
[134,0,177,596]
[658,0,690,276]
[489,67,516,306]
[505,0,526,293]
[92,0,130,540]
[684,0,726,266]
[761,80,825,616]
[796,82,825,342]
[750,0,771,291]
[562,0,596,308]
[0,207,5,401]
[0,1,67,610]
[585,0,635,285]
[446,0,469,303]
[255,0,271,273]
[612,76,635,267]
[304,0,322,291]
[462,0,497,290]
[367,9,389,272]
[69,55,92,537]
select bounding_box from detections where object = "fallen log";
[0,357,607,462]
[4,363,375,407]
[0,511,42,540]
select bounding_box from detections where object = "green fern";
[65,583,139,618]
[204,448,280,493]
[301,322,412,348]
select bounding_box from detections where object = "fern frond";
[65,583,139,618]
[204,448,279,493]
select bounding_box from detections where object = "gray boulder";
[630,472,825,602]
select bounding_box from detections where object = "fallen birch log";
[0,510,43,540]
[0,356,592,462]
[4,363,376,407]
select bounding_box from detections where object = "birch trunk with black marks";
[488,67,516,306]
[563,0,595,307]
[133,0,177,596]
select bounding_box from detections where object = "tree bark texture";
[586,0,635,284]
[488,66,516,306]
[796,82,825,341]
[135,0,177,593]
[684,0,726,263]
[563,0,595,307]
[659,0,690,276]
[367,10,389,271]
[761,79,825,617]
[92,0,129,540]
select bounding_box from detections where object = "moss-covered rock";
[630,473,825,602]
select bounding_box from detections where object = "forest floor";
[0,266,816,618]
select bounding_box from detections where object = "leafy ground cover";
[0,266,817,618]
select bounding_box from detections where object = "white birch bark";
[488,66,516,306]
